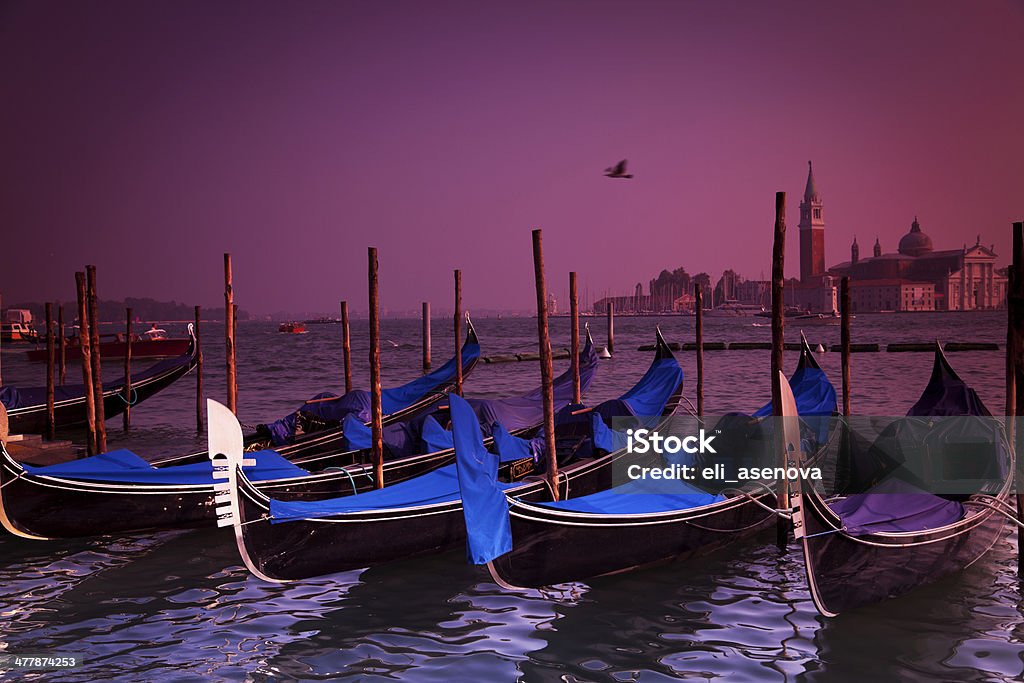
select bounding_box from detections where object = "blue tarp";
[752,358,837,418]
[537,477,723,514]
[830,477,965,535]
[261,338,481,445]
[492,422,536,462]
[23,449,309,485]
[421,415,454,453]
[469,335,598,435]
[268,461,517,522]
[450,394,513,564]
[619,356,684,418]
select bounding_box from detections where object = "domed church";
[794,162,1005,312]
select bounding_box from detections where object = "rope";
[802,526,846,538]
[971,497,1024,530]
[718,486,793,519]
[116,387,139,406]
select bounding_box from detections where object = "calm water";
[2,313,1022,682]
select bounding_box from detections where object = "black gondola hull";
[796,484,1006,616]
[489,494,776,588]
[234,453,621,581]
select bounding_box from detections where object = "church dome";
[898,217,933,257]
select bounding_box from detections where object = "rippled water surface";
[2,313,1023,681]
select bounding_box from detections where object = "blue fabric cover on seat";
[421,415,454,453]
[536,477,723,514]
[23,449,309,485]
[491,422,537,462]
[829,477,965,535]
[343,413,372,450]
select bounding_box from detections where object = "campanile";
[799,161,825,282]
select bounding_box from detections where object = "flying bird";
[604,159,633,179]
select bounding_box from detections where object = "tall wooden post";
[422,301,431,372]
[532,230,560,501]
[695,284,704,417]
[606,301,615,354]
[770,192,788,550]
[224,253,237,414]
[1008,220,1024,575]
[341,301,352,393]
[195,305,204,432]
[75,273,97,455]
[454,270,463,396]
[570,271,581,404]
[58,304,66,385]
[368,247,384,489]
[45,303,55,440]
[123,307,133,431]
[840,277,851,417]
[86,265,107,453]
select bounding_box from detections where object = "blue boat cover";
[23,449,309,485]
[591,413,629,453]
[0,352,194,411]
[342,413,372,450]
[492,422,536,462]
[829,477,965,535]
[421,415,454,453]
[752,358,837,419]
[618,356,684,418]
[450,394,513,564]
[470,335,598,435]
[261,338,481,445]
[536,477,723,514]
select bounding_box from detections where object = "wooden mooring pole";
[422,301,431,372]
[840,276,851,417]
[86,265,107,453]
[454,270,463,397]
[75,273,97,455]
[570,271,581,404]
[532,229,559,501]
[58,304,67,385]
[368,247,384,489]
[606,301,615,354]
[770,192,788,550]
[45,302,55,440]
[123,307,132,431]
[195,306,204,432]
[341,301,353,393]
[224,253,237,414]
[1008,220,1024,576]
[695,284,704,417]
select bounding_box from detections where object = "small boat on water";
[219,329,683,582]
[25,325,191,362]
[789,345,1013,616]
[0,324,485,539]
[1,325,200,436]
[278,322,307,334]
[460,339,837,588]
[2,309,39,343]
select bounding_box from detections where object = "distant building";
[790,161,1005,313]
[547,292,558,315]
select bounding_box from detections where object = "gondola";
[0,328,588,540]
[0,324,200,435]
[789,345,1013,616]
[219,329,685,582]
[460,340,838,589]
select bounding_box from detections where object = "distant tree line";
[4,297,250,323]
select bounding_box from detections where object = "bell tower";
[799,161,826,282]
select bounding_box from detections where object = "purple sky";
[3,1,1023,315]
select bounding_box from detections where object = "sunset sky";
[2,1,1022,315]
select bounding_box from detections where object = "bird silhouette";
[604,159,633,179]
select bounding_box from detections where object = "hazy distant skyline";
[2,1,1023,315]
